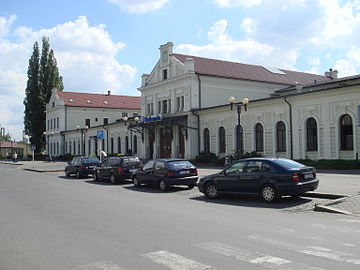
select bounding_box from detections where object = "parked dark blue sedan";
[131,159,198,191]
[198,158,319,202]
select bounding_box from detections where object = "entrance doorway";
[160,128,172,158]
[179,126,185,158]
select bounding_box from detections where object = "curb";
[302,192,347,199]
[23,168,64,173]
[314,205,353,215]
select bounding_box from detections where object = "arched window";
[276,121,286,152]
[235,125,244,152]
[255,123,264,152]
[117,137,121,153]
[125,136,129,154]
[306,118,318,151]
[340,114,353,150]
[203,128,210,153]
[133,135,138,154]
[110,137,114,154]
[219,127,226,153]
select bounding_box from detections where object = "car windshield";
[123,157,142,167]
[168,160,194,169]
[82,157,99,164]
[273,159,306,169]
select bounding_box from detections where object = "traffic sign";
[30,144,36,150]
[97,130,104,140]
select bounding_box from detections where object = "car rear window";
[123,157,142,167]
[82,157,99,164]
[167,160,194,169]
[273,159,306,170]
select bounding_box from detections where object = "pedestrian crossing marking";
[143,250,211,270]
[197,241,322,270]
[74,261,125,270]
[249,234,360,265]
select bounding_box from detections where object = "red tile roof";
[0,141,19,148]
[171,53,332,86]
[56,92,141,110]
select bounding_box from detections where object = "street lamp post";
[228,96,249,153]
[122,116,141,155]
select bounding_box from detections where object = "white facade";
[45,89,142,158]
[138,42,341,160]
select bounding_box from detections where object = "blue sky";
[1,0,360,140]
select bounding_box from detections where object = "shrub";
[195,151,217,163]
[297,159,360,170]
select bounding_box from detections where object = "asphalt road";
[0,164,359,270]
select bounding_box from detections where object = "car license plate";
[129,169,136,173]
[180,170,190,175]
[304,173,313,179]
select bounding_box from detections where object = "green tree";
[23,37,64,153]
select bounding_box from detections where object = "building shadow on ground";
[190,194,314,209]
[124,185,192,194]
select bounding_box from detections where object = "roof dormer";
[159,41,173,67]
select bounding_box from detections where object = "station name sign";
[143,115,162,123]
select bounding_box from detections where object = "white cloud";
[176,19,298,69]
[0,15,136,140]
[0,14,16,37]
[107,0,169,13]
[214,0,262,8]
[240,18,257,33]
[334,47,360,77]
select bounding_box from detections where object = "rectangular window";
[50,119,53,130]
[147,104,151,115]
[163,69,168,80]
[162,100,168,114]
[122,112,128,117]
[103,118,108,125]
[47,120,49,131]
[168,99,171,113]
[57,117,59,129]
[133,112,139,116]
[177,97,180,112]
[85,118,90,128]
[181,96,184,111]
[158,101,161,114]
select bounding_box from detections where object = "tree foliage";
[23,37,64,153]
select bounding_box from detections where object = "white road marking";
[143,250,211,270]
[249,234,360,265]
[74,261,124,270]
[307,223,360,233]
[197,241,322,270]
[337,218,360,224]
[343,243,357,247]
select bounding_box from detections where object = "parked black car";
[93,156,143,184]
[198,158,319,202]
[131,158,198,191]
[65,156,100,178]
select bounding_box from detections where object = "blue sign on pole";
[97,130,104,140]
[30,144,36,150]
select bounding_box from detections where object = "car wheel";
[76,171,81,179]
[187,184,195,189]
[260,184,278,203]
[132,176,141,187]
[110,174,118,185]
[159,179,167,191]
[205,182,218,199]
[93,172,99,181]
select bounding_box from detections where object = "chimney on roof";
[107,91,111,96]
[295,81,302,92]
[325,68,338,79]
[184,58,195,73]
[141,74,150,87]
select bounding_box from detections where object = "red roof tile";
[0,141,18,148]
[171,53,332,86]
[56,92,141,110]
